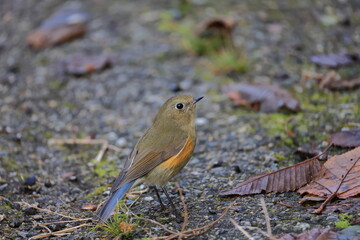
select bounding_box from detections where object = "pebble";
[9,220,22,228]
[24,176,36,186]
[295,222,310,232]
[116,137,127,147]
[144,196,154,201]
[0,183,8,191]
[69,175,78,182]
[195,118,208,126]
[18,231,28,238]
[24,208,38,215]
[44,181,54,188]
[32,215,43,221]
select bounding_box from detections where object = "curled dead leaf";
[224,83,300,113]
[27,5,90,49]
[328,129,360,148]
[302,70,360,90]
[81,204,97,211]
[310,53,360,67]
[298,147,360,199]
[57,53,111,76]
[120,221,134,233]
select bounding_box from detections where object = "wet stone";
[24,207,38,216]
[9,220,22,228]
[23,176,36,186]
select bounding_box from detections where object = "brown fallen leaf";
[224,83,300,113]
[298,147,360,213]
[278,228,337,240]
[219,154,322,196]
[310,53,360,67]
[328,129,360,148]
[197,17,236,51]
[302,70,360,90]
[57,53,111,76]
[81,204,97,211]
[120,221,134,233]
[27,6,89,49]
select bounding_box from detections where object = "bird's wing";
[110,127,188,193]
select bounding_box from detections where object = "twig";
[229,218,255,240]
[48,138,122,163]
[162,201,235,239]
[313,156,360,214]
[134,216,178,235]
[29,223,91,239]
[20,201,91,221]
[260,197,273,238]
[175,183,188,235]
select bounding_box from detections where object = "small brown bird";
[96,95,203,222]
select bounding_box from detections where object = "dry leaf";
[197,17,236,50]
[278,228,337,240]
[81,204,97,211]
[310,53,360,67]
[120,221,134,233]
[57,53,111,75]
[219,156,321,196]
[298,147,360,200]
[302,71,360,90]
[27,6,89,49]
[199,17,236,34]
[328,129,360,148]
[224,83,300,113]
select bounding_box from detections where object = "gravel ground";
[1,0,360,239]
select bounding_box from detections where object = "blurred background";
[0,0,359,239]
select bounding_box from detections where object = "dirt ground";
[1,0,360,239]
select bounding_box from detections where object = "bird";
[96,95,203,222]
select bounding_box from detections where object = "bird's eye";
[176,103,184,109]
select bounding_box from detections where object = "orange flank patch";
[160,136,195,169]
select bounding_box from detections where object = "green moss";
[84,185,107,199]
[274,153,287,161]
[157,10,249,75]
[335,214,352,228]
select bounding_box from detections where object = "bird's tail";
[95,181,135,222]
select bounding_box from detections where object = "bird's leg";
[152,186,165,210]
[161,186,182,221]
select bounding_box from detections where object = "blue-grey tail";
[95,181,135,222]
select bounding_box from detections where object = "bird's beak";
[193,96,204,104]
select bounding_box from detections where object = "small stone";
[24,176,36,186]
[208,209,216,214]
[9,220,22,228]
[169,83,182,92]
[44,181,54,188]
[116,137,127,147]
[106,132,118,141]
[69,175,77,182]
[24,207,38,215]
[195,118,208,126]
[0,183,8,191]
[144,196,154,201]
[32,214,43,221]
[179,79,192,90]
[295,222,310,232]
[18,231,28,238]
[102,190,110,196]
